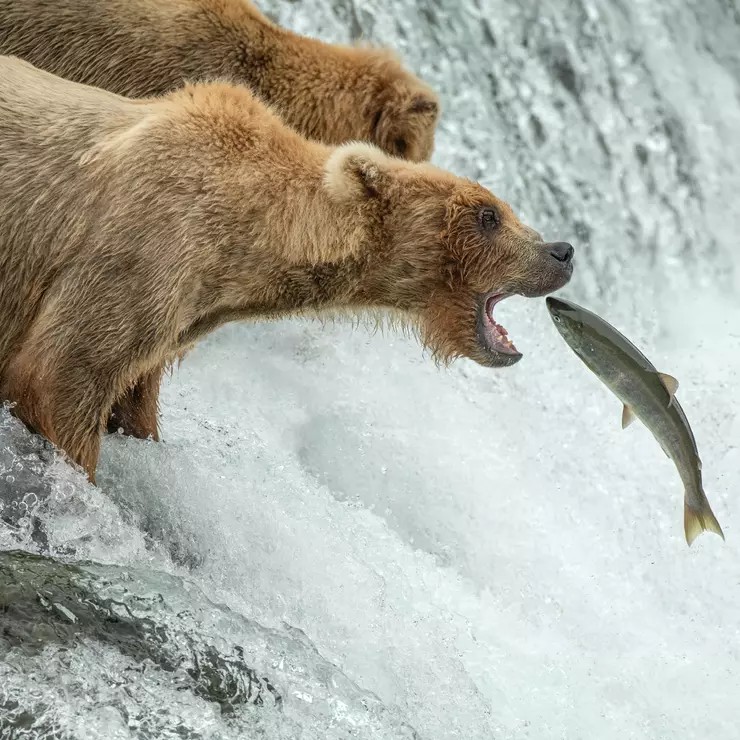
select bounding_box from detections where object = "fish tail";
[684,491,725,546]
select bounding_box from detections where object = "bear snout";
[541,240,575,287]
[513,240,575,297]
[547,241,575,265]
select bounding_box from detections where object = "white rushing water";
[1,1,739,738]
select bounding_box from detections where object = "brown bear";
[0,0,439,161]
[0,57,574,481]
[0,0,440,441]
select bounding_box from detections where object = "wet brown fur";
[0,0,439,161]
[0,0,439,443]
[0,58,570,481]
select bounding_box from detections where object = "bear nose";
[548,241,574,264]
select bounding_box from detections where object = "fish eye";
[553,315,561,323]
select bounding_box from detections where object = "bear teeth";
[483,292,519,355]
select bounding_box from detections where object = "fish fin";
[658,372,679,406]
[621,404,637,429]
[684,494,725,546]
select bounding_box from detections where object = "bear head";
[325,143,574,367]
[274,45,439,162]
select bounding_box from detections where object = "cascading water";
[1,1,738,738]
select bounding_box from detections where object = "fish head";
[546,295,600,359]
[547,295,660,377]
[547,295,582,325]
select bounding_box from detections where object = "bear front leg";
[3,352,119,483]
[107,366,163,440]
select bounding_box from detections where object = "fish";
[546,295,724,546]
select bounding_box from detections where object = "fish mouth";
[546,296,576,317]
[476,292,522,366]
[546,295,586,332]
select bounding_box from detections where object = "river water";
[1,1,739,738]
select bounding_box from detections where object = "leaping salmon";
[546,296,724,546]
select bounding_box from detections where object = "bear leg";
[3,351,121,484]
[107,366,163,440]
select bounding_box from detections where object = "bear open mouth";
[477,293,522,360]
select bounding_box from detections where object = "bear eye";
[478,207,498,231]
[394,137,408,156]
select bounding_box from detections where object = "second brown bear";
[0,0,439,161]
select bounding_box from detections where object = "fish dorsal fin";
[621,404,637,429]
[658,372,679,406]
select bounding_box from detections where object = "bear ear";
[323,142,392,203]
